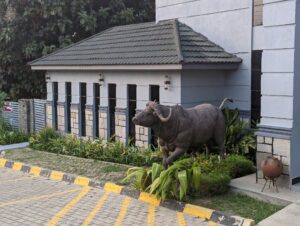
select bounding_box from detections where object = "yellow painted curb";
[0,158,7,167]
[104,182,123,193]
[139,192,161,207]
[74,176,90,186]
[209,221,217,226]
[50,171,64,181]
[183,204,213,220]
[242,219,255,226]
[12,162,23,171]
[30,166,42,176]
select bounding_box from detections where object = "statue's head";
[132,101,172,128]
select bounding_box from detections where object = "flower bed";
[0,117,29,145]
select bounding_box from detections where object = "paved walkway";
[0,167,208,226]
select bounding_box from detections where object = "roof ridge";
[172,19,183,63]
[28,27,115,65]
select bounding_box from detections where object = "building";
[30,0,300,190]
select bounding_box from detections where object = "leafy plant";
[124,154,254,201]
[29,128,162,167]
[223,108,256,155]
[0,92,7,108]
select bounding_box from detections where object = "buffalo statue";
[132,98,233,169]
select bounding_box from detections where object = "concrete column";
[115,108,127,143]
[70,82,80,136]
[115,85,127,143]
[46,101,53,128]
[85,83,94,139]
[57,82,66,133]
[46,81,53,128]
[135,86,150,148]
[99,106,108,141]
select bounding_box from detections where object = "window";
[150,85,160,148]
[52,82,58,130]
[251,50,262,124]
[128,85,137,144]
[108,84,116,139]
[94,83,100,138]
[253,0,263,26]
[65,82,71,133]
[80,83,87,137]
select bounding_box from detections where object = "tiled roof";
[29,19,242,66]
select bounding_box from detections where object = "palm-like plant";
[223,108,256,154]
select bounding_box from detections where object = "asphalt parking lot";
[0,167,209,226]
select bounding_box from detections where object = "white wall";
[47,70,181,110]
[156,0,253,112]
[260,0,296,129]
[181,70,226,108]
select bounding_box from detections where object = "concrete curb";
[0,157,255,226]
[0,142,29,151]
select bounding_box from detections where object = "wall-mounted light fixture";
[99,73,105,86]
[164,75,171,90]
[45,72,51,82]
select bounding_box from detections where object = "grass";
[3,148,284,223]
[4,148,130,185]
[189,192,284,223]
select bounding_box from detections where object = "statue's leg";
[166,147,186,166]
[213,124,226,157]
[162,147,169,169]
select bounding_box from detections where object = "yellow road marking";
[0,158,7,167]
[46,186,91,226]
[74,176,90,186]
[176,212,186,226]
[30,166,42,176]
[147,205,156,226]
[12,162,23,171]
[0,188,81,207]
[82,192,110,226]
[139,192,160,207]
[183,204,213,220]
[104,182,123,193]
[114,197,132,226]
[209,221,217,226]
[50,171,64,181]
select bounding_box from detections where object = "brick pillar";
[70,103,79,136]
[99,107,108,141]
[57,102,65,133]
[256,134,291,187]
[85,105,94,139]
[115,108,127,143]
[46,101,53,128]
[18,99,31,133]
[134,110,149,148]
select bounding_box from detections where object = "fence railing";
[1,99,47,133]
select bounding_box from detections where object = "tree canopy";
[0,0,155,100]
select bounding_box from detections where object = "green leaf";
[151,163,162,182]
[178,170,188,201]
[192,167,201,192]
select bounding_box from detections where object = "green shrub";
[123,154,254,200]
[0,115,29,145]
[29,128,161,167]
[223,155,255,179]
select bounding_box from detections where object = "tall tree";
[0,0,155,100]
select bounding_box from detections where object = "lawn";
[189,192,284,223]
[4,148,284,223]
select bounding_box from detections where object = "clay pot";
[260,156,283,179]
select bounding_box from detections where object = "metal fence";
[1,99,47,133]
[1,102,19,130]
[33,99,47,133]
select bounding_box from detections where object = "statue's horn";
[156,107,172,122]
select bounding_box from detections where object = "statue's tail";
[219,98,233,109]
